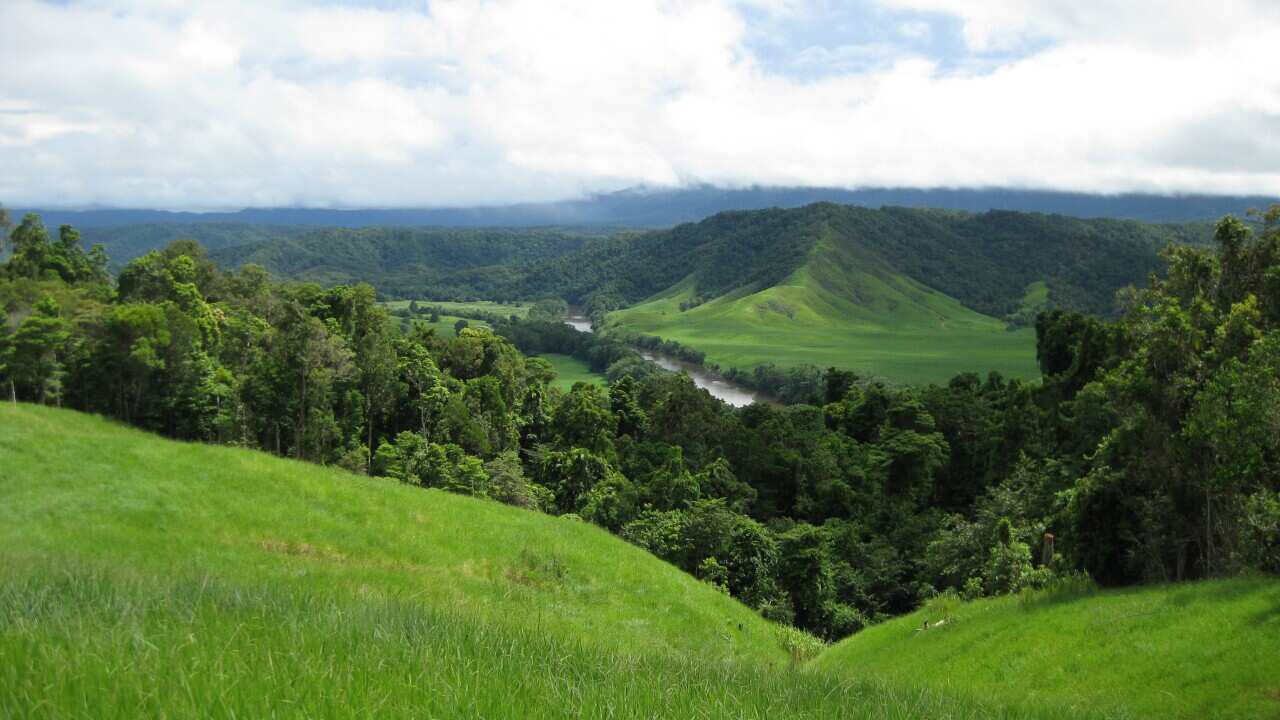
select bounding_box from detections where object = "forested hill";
[499,203,1209,320]
[79,222,315,269]
[206,226,616,298]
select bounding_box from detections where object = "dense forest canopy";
[1,207,1276,642]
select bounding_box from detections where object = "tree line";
[2,208,1276,641]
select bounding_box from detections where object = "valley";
[7,5,1279,717]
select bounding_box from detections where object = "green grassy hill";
[607,230,1040,383]
[5,403,1276,718]
[811,580,1280,719]
[0,403,982,718]
[0,404,784,664]
[539,353,608,391]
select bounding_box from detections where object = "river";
[635,351,760,407]
[562,311,759,407]
[565,311,594,333]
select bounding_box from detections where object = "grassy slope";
[383,299,532,318]
[608,236,1038,384]
[0,404,782,664]
[5,404,1276,719]
[0,403,1009,719]
[407,315,492,337]
[811,580,1280,720]
[539,353,607,391]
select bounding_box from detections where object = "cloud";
[0,0,1276,209]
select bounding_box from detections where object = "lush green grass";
[406,314,491,337]
[0,404,784,665]
[4,403,1276,719]
[812,579,1280,720]
[607,247,1038,385]
[539,353,607,391]
[0,403,1019,719]
[2,560,1010,720]
[384,299,531,318]
[1020,280,1050,313]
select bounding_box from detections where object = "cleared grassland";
[4,404,1276,719]
[811,579,1280,720]
[607,264,1038,385]
[384,299,532,318]
[538,353,607,391]
[407,314,491,336]
[0,403,1009,719]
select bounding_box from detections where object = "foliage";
[3,208,1277,648]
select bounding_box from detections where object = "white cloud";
[875,0,1280,52]
[0,0,1276,209]
[897,19,931,40]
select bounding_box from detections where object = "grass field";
[1,560,1000,720]
[407,314,491,337]
[384,299,531,318]
[0,403,994,719]
[4,403,1278,719]
[812,579,1280,719]
[607,255,1039,385]
[538,353,607,391]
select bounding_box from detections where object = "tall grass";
[4,404,1276,719]
[1,558,1039,720]
[811,576,1280,719]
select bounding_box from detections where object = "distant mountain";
[497,203,1209,319]
[207,226,613,298]
[18,185,1277,230]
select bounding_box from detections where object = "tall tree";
[6,214,50,280]
[10,297,70,405]
[0,204,11,256]
[0,308,13,403]
[351,286,399,471]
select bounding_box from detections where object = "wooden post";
[1041,532,1055,566]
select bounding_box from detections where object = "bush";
[774,625,825,666]
[697,557,730,593]
[922,589,961,624]
[962,577,984,601]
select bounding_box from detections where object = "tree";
[351,286,399,470]
[5,214,50,279]
[0,308,13,402]
[10,297,70,405]
[550,383,616,457]
[485,450,545,509]
[527,298,568,323]
[609,374,647,438]
[536,447,616,513]
[277,307,353,460]
[101,303,172,423]
[0,204,11,256]
[453,318,469,334]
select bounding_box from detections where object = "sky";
[1,0,1279,210]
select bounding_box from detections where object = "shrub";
[696,557,730,593]
[775,624,825,666]
[961,576,984,601]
